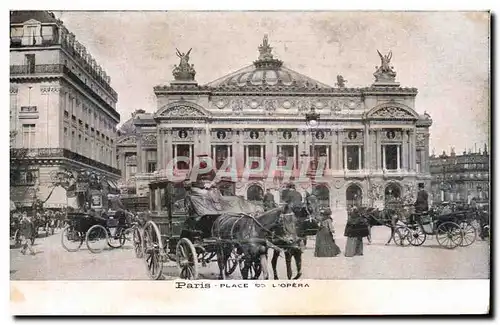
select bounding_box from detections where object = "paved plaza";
[10,211,490,281]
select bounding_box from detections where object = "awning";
[106,179,120,194]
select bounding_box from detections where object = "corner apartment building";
[10,11,121,208]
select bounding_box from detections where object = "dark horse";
[255,202,320,280]
[355,207,401,245]
[211,212,270,280]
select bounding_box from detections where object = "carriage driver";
[414,183,429,214]
[285,183,303,212]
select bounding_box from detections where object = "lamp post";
[305,106,320,173]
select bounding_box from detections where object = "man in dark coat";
[263,189,276,211]
[286,183,303,211]
[414,183,429,214]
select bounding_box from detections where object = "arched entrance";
[247,184,264,204]
[313,184,330,208]
[346,184,362,208]
[384,182,402,202]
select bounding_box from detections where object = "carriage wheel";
[225,246,239,276]
[133,227,144,258]
[436,222,462,249]
[458,222,477,247]
[408,226,427,246]
[143,221,164,280]
[86,224,109,254]
[176,238,199,280]
[107,227,126,249]
[61,225,84,252]
[393,226,410,246]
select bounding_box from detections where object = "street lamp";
[305,107,320,172]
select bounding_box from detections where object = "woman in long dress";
[314,209,341,257]
[344,206,369,257]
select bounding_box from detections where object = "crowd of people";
[10,208,67,255]
[265,182,490,260]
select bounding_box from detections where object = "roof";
[205,64,333,90]
[118,116,137,136]
[204,35,333,91]
[10,11,59,24]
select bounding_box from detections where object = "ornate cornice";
[153,84,417,96]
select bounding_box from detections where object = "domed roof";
[118,109,147,135]
[118,117,136,135]
[205,35,332,90]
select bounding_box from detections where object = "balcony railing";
[10,147,121,176]
[10,64,64,75]
[10,36,118,100]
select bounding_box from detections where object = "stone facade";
[429,147,490,204]
[10,11,121,208]
[117,36,432,208]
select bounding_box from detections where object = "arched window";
[346,184,362,208]
[384,183,402,201]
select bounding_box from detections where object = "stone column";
[375,130,381,170]
[157,129,164,171]
[337,130,343,170]
[396,145,401,170]
[136,136,143,173]
[382,145,386,169]
[142,148,147,173]
[358,146,362,170]
[204,126,211,152]
[364,125,370,171]
[165,128,172,166]
[238,130,244,171]
[231,129,238,163]
[343,146,347,171]
[410,129,417,171]
[193,129,199,157]
[326,146,330,169]
[331,129,338,170]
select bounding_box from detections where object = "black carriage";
[398,209,477,249]
[60,171,134,253]
[140,177,270,280]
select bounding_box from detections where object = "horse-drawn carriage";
[140,177,272,280]
[137,158,321,281]
[61,170,135,253]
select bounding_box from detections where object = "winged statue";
[377,50,392,72]
[176,48,192,66]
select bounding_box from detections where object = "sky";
[54,11,490,155]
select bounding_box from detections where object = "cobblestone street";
[10,212,490,281]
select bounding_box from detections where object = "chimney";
[484,143,488,155]
[450,147,456,157]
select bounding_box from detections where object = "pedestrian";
[19,213,36,255]
[263,188,276,211]
[414,183,429,214]
[344,205,369,257]
[314,208,341,257]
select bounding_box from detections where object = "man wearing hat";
[414,183,429,214]
[285,183,303,212]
